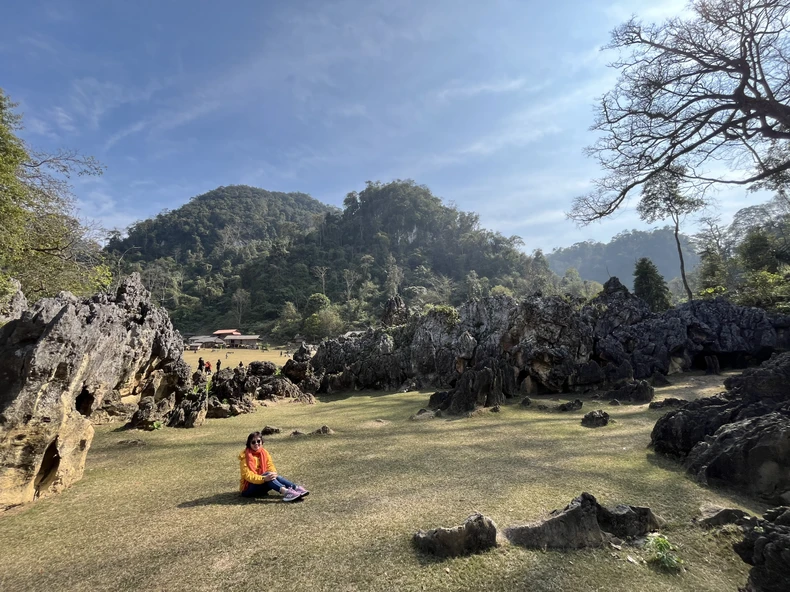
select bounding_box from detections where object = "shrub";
[645,534,683,572]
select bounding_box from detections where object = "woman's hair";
[245,431,264,449]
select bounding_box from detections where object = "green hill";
[545,228,700,289]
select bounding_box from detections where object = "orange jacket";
[238,448,277,491]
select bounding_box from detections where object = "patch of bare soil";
[653,370,737,402]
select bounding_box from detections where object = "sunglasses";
[250,439,262,445]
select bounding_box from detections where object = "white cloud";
[434,77,535,102]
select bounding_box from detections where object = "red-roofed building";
[213,329,241,337]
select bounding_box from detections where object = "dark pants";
[242,476,296,497]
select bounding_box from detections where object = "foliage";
[646,534,684,573]
[547,227,699,289]
[424,303,460,328]
[111,180,551,335]
[633,258,672,312]
[570,0,790,224]
[0,88,109,297]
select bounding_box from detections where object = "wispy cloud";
[434,77,536,102]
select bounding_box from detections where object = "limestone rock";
[413,513,498,557]
[247,361,277,376]
[582,410,610,427]
[293,342,312,363]
[607,380,654,403]
[0,274,189,511]
[261,425,281,435]
[504,492,604,549]
[650,371,671,387]
[734,507,790,592]
[695,506,750,528]
[312,425,334,435]
[648,397,686,410]
[504,492,662,549]
[0,278,27,326]
[558,399,583,412]
[684,413,790,505]
[381,295,410,327]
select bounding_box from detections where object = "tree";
[304,293,330,317]
[637,167,705,301]
[273,301,302,340]
[738,228,780,272]
[633,258,672,312]
[570,0,790,224]
[303,307,344,341]
[0,88,108,297]
[341,268,360,302]
[231,288,250,327]
[311,265,329,294]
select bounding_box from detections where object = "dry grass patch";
[182,348,293,372]
[0,374,759,592]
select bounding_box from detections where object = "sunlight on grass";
[0,374,757,592]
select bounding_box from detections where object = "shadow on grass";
[177,491,282,507]
[315,389,415,404]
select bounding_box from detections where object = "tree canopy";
[570,0,790,224]
[0,88,108,300]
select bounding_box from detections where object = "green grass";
[0,373,759,591]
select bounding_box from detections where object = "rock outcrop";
[311,278,789,414]
[413,513,498,557]
[651,352,790,504]
[0,274,190,510]
[582,410,610,428]
[734,507,790,592]
[503,492,662,549]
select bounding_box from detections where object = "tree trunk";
[674,218,693,302]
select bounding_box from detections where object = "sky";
[0,0,767,251]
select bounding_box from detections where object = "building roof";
[190,335,225,344]
[226,335,260,340]
[213,329,240,335]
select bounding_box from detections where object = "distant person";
[205,361,212,374]
[216,359,221,373]
[225,352,229,359]
[197,357,204,373]
[239,432,308,502]
[239,361,244,368]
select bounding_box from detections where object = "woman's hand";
[263,472,277,481]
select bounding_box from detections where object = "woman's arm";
[239,456,265,485]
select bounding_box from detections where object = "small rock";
[374,419,386,423]
[490,405,501,413]
[581,410,610,428]
[609,399,621,406]
[410,409,436,421]
[648,397,686,410]
[260,425,281,435]
[312,425,335,435]
[117,439,146,447]
[557,399,583,412]
[650,371,671,387]
[290,430,307,437]
[520,397,532,407]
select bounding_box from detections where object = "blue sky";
[0,0,762,251]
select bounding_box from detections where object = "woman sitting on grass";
[239,431,309,502]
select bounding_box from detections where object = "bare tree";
[311,266,329,294]
[231,288,250,328]
[341,268,360,302]
[638,167,705,301]
[570,0,790,224]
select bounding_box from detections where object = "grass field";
[0,372,759,592]
[182,348,295,372]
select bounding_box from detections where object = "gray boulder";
[582,410,610,427]
[0,274,189,511]
[413,513,498,557]
[734,507,790,592]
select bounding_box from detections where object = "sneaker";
[283,488,302,502]
[293,485,310,497]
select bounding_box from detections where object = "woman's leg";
[241,482,270,498]
[271,476,295,490]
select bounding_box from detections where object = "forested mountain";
[107,181,582,337]
[545,228,699,289]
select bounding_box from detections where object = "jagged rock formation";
[381,295,410,327]
[0,274,190,510]
[312,277,789,414]
[651,352,790,504]
[734,507,790,592]
[503,492,662,549]
[413,513,498,557]
[0,279,27,326]
[282,343,320,394]
[582,410,610,427]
